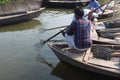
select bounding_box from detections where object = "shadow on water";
[36,54,54,69]
[51,62,120,80]
[0,20,41,32]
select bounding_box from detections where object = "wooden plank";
[83,48,91,62]
[60,47,85,61]
[92,30,98,39]
[88,58,120,70]
[98,10,113,15]
[99,28,120,33]
[93,37,119,45]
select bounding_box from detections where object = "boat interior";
[0,0,42,16]
[51,43,120,70]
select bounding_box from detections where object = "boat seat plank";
[98,28,120,33]
[92,30,98,39]
[98,37,117,42]
[83,48,91,61]
[98,10,113,15]
[60,48,85,61]
[88,58,120,70]
[93,37,119,44]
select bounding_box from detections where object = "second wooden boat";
[0,8,45,26]
[43,0,90,8]
[0,0,45,26]
[96,18,120,39]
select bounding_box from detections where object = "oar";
[39,25,67,33]
[113,0,117,17]
[36,54,54,68]
[84,0,112,18]
[39,28,66,48]
[39,0,112,48]
[101,0,111,16]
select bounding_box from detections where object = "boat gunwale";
[0,7,45,20]
[48,0,90,3]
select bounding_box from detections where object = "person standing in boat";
[87,0,104,12]
[72,8,98,29]
[64,6,93,50]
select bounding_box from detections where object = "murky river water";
[0,7,119,80]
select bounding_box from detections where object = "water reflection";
[0,20,41,32]
[36,54,54,69]
[52,62,119,80]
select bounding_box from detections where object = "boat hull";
[96,19,120,39]
[48,44,120,78]
[43,1,90,8]
[0,8,45,26]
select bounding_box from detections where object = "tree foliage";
[0,0,11,3]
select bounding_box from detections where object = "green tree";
[0,0,11,3]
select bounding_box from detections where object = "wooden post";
[113,0,117,17]
[83,48,91,62]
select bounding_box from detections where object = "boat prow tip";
[47,43,53,47]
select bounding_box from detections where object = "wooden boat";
[91,30,120,45]
[0,8,45,26]
[98,2,120,19]
[98,10,117,19]
[48,43,120,78]
[97,27,120,39]
[96,18,120,39]
[43,0,90,8]
[92,37,120,45]
[0,0,45,26]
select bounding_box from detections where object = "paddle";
[101,0,111,16]
[39,28,66,48]
[39,0,112,48]
[84,0,112,17]
[39,25,67,34]
[36,54,54,68]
